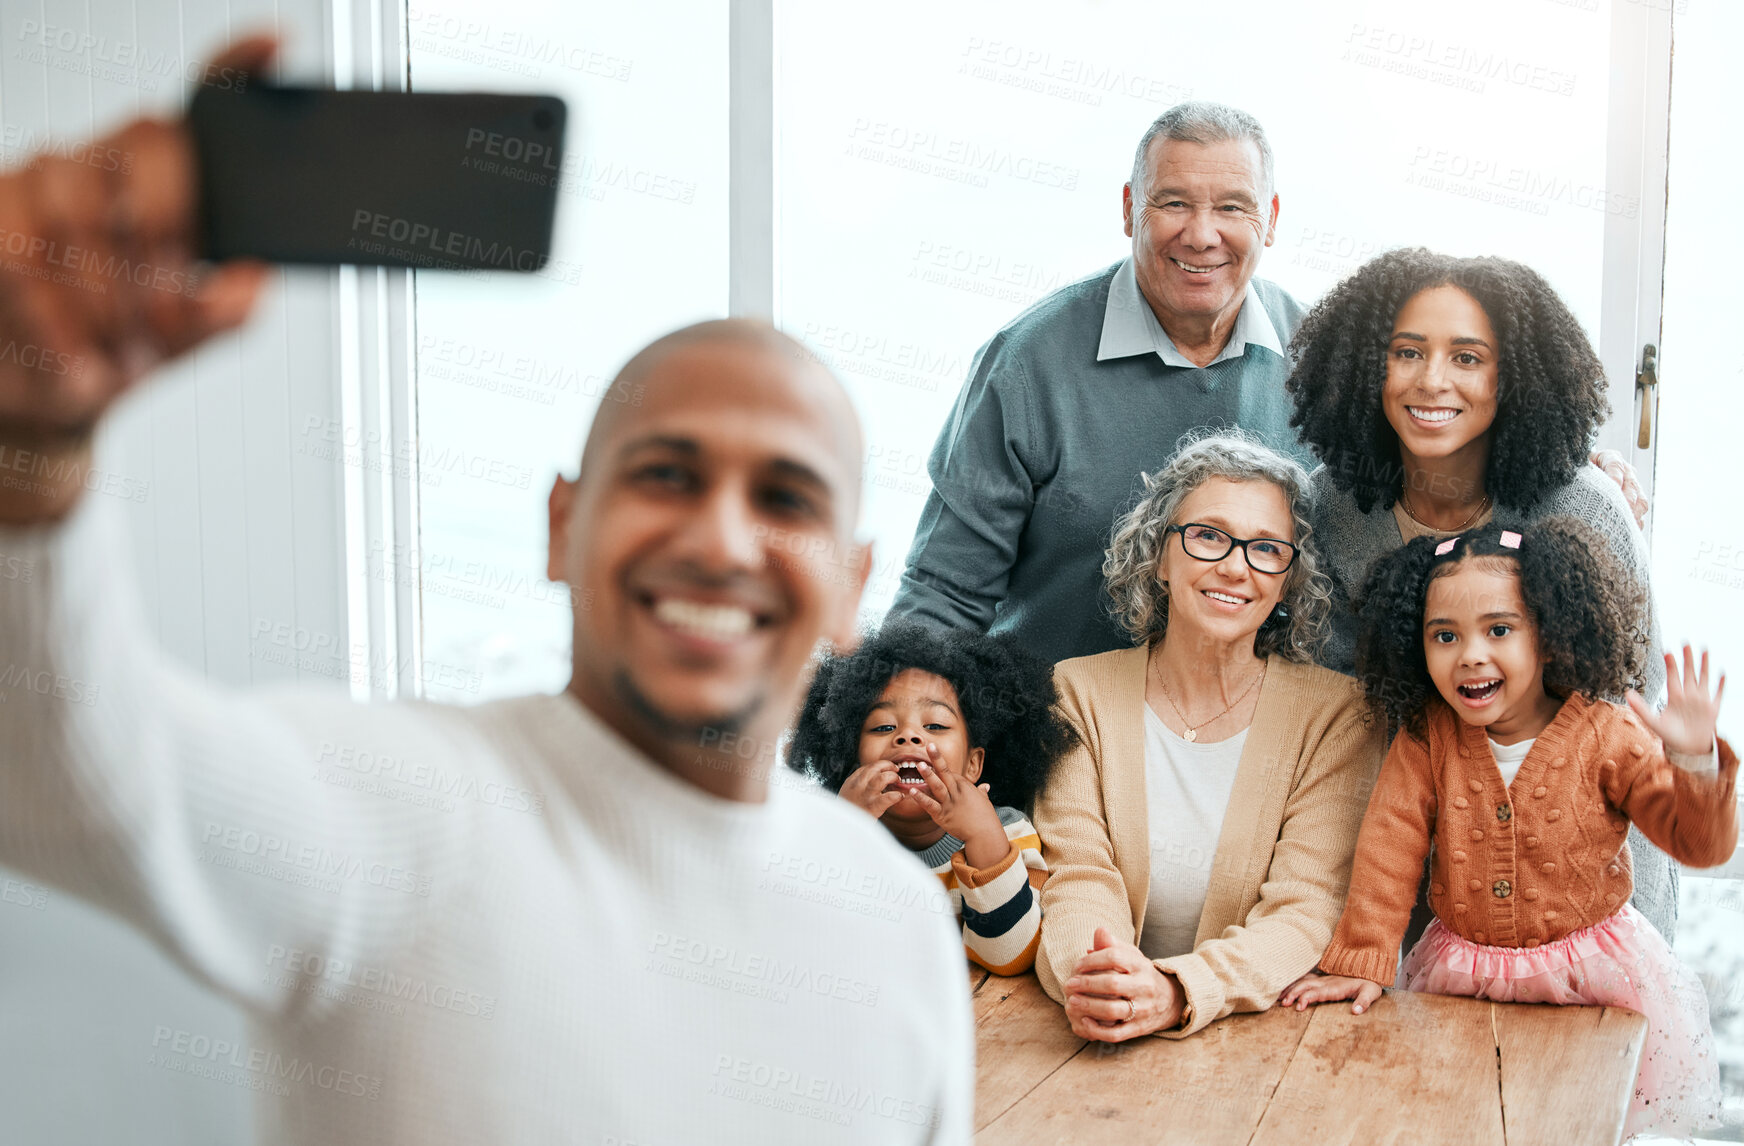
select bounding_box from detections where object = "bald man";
[0,49,971,1146]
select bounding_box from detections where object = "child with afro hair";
[788,621,1071,974]
[1281,519,1736,1140]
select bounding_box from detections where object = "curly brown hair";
[1353,518,1649,736]
[1286,248,1608,513]
[786,621,1072,810]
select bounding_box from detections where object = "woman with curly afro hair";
[1284,247,1677,939]
[787,621,1070,974]
[1281,519,1736,1141]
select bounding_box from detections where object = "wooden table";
[969,967,1648,1145]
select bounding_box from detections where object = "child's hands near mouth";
[910,743,1007,868]
[837,760,907,820]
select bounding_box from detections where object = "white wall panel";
[0,1,348,1142]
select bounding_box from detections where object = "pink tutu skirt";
[1399,904,1720,1141]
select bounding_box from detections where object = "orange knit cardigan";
[1319,693,1739,985]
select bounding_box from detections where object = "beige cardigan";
[1035,646,1386,1036]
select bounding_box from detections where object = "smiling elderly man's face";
[1124,136,1278,335]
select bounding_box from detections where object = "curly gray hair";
[1103,431,1331,661]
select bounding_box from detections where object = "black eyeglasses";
[1164,523,1298,574]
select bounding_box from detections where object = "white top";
[1096,256,1285,367]
[1489,735,1533,788]
[1137,704,1248,961]
[0,498,971,1146]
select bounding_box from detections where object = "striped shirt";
[918,806,1047,975]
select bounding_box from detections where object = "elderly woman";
[1035,433,1386,1040]
[1285,248,1677,941]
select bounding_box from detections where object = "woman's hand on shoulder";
[1278,970,1384,1014]
[837,761,906,819]
[1590,449,1648,529]
[1062,927,1184,1042]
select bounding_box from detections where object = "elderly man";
[0,40,969,1146]
[889,102,1308,666]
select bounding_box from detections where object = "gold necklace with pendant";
[1400,487,1491,533]
[1154,656,1266,743]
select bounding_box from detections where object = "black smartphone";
[188,85,566,271]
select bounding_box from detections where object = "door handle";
[1636,343,1658,450]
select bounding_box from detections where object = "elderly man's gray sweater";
[889,262,1308,665]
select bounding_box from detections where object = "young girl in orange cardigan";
[1280,519,1736,1140]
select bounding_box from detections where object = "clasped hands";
[1062,926,1185,1042]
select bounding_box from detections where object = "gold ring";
[1124,998,1135,1022]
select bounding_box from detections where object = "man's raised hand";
[0,37,276,520]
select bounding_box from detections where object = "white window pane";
[775,0,1616,622]
[410,3,728,702]
[1654,0,1744,684]
[1660,1,1744,1133]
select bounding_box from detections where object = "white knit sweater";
[0,498,971,1145]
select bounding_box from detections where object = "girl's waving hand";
[1627,645,1725,759]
